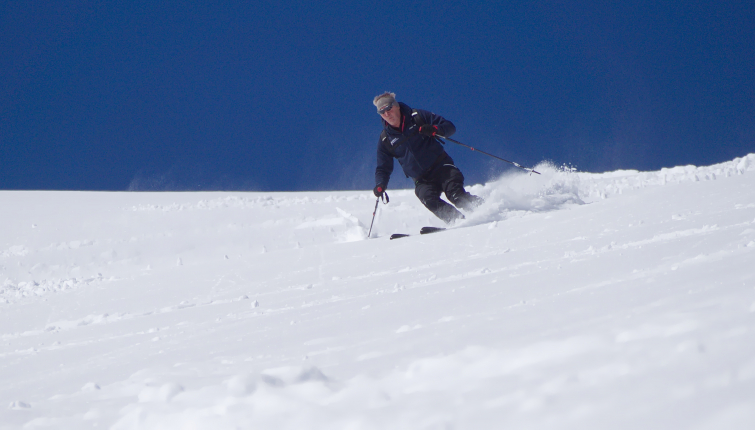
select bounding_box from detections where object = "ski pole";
[437,135,540,175]
[367,191,389,238]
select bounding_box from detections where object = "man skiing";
[372,92,483,224]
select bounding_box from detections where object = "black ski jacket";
[375,102,456,188]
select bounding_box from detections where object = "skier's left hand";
[418,125,439,136]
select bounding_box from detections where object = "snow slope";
[2,154,755,430]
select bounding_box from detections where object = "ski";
[390,226,446,240]
[420,226,446,235]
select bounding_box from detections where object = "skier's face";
[379,102,401,128]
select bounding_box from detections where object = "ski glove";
[373,185,386,198]
[419,125,439,136]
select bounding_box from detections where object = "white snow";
[2,154,755,429]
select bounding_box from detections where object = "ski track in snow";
[1,154,755,429]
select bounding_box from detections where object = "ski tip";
[419,226,446,235]
[391,227,445,239]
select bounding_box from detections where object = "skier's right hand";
[373,185,386,197]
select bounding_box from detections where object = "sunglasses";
[378,102,396,115]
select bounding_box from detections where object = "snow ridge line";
[127,194,372,212]
[576,154,755,200]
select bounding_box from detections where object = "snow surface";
[2,154,755,429]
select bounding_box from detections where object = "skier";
[372,92,483,224]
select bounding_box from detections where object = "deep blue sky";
[2,0,753,191]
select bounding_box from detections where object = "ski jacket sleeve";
[375,138,394,187]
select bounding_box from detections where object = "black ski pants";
[415,163,483,224]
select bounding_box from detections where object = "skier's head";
[373,92,396,112]
[374,92,400,127]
